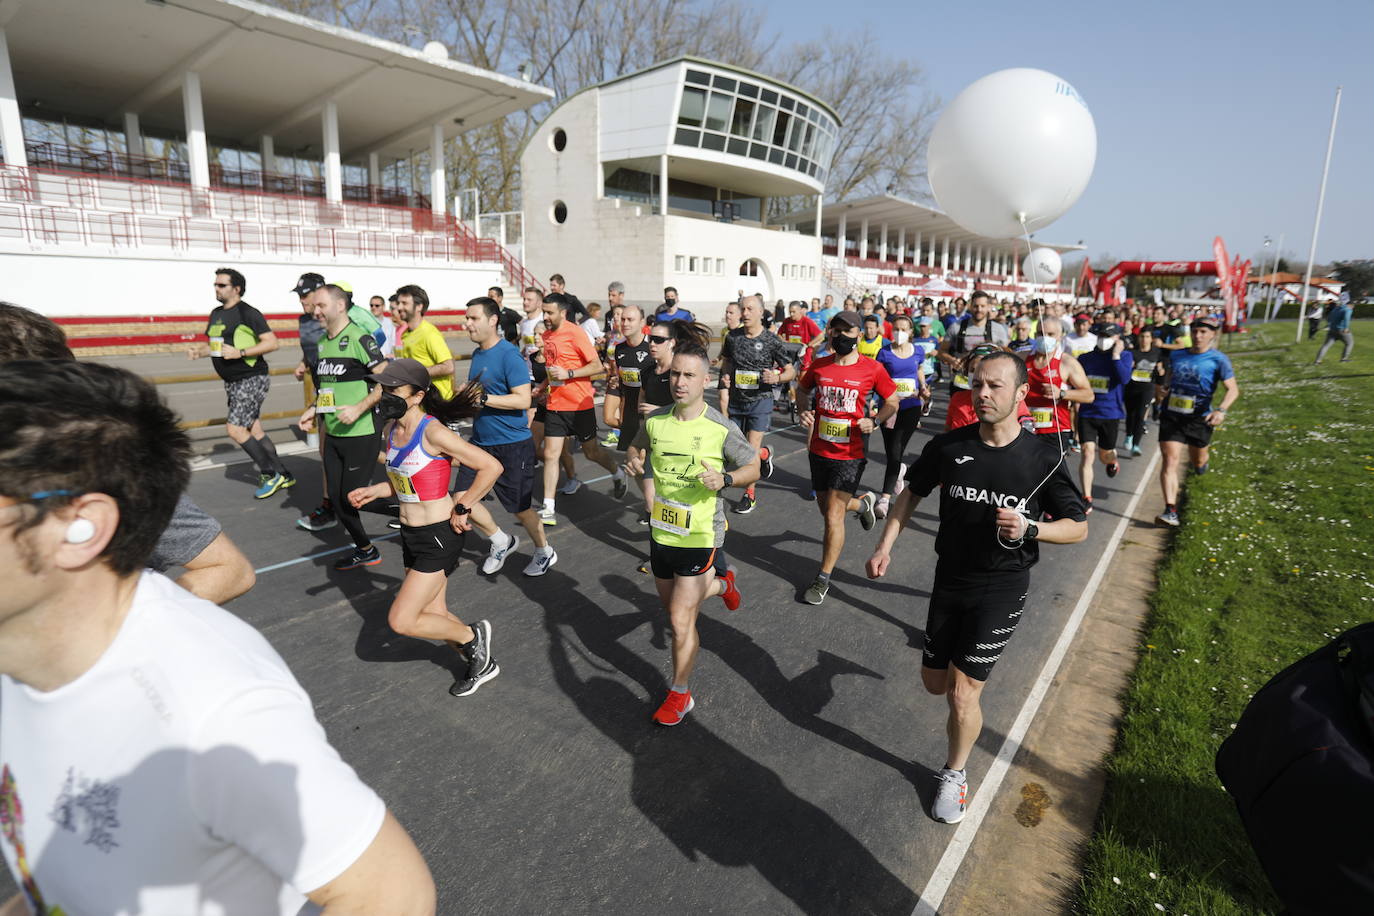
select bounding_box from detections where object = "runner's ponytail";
[422,379,485,426]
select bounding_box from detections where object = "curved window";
[551,200,567,224]
[551,128,567,152]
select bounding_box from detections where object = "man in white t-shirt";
[518,285,544,360]
[0,361,434,915]
[370,294,397,357]
[1065,312,1099,357]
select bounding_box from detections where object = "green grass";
[1076,321,1374,915]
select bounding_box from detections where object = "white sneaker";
[481,533,519,575]
[558,478,583,495]
[538,506,557,527]
[875,494,890,519]
[523,547,558,576]
[894,462,908,496]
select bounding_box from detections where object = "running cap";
[291,272,325,295]
[1074,312,1092,322]
[1191,316,1220,330]
[367,357,430,390]
[1095,323,1122,337]
[830,310,863,330]
[916,316,933,325]
[334,280,354,294]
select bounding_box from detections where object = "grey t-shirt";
[148,495,222,572]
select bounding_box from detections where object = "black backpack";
[1215,622,1374,913]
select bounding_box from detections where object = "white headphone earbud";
[65,518,97,544]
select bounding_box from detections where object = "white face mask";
[1097,337,1116,351]
[894,330,910,345]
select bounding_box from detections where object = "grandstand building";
[0,0,551,318]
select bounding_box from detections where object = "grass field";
[1076,321,1374,914]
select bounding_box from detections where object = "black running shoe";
[450,659,500,697]
[760,449,774,480]
[732,493,756,514]
[612,471,629,500]
[461,619,493,676]
[297,504,337,531]
[1106,462,1120,478]
[333,544,380,570]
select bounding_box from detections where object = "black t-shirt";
[206,302,272,382]
[613,338,653,413]
[641,362,672,408]
[905,424,1087,574]
[719,328,791,406]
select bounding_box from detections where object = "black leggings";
[880,405,923,494]
[323,431,380,549]
[1123,381,1154,444]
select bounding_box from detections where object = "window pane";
[738,82,758,98]
[748,143,767,160]
[730,98,755,137]
[760,88,778,104]
[787,118,804,152]
[712,75,736,91]
[701,132,727,151]
[796,102,809,118]
[705,92,732,132]
[685,70,710,85]
[801,123,816,158]
[772,111,791,147]
[768,148,784,164]
[751,106,775,142]
[727,137,748,156]
[779,95,795,111]
[679,87,706,127]
[674,127,701,147]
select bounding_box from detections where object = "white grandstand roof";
[3,0,552,159]
[784,193,1085,257]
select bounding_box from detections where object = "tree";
[1331,260,1374,300]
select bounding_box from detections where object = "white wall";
[665,216,820,323]
[598,64,681,161]
[3,249,502,317]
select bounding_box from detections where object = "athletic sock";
[240,436,274,475]
[1166,503,1177,513]
[943,765,966,775]
[535,544,554,556]
[670,684,689,694]
[543,497,556,512]
[255,434,286,474]
[489,529,512,550]
[816,570,831,586]
[746,485,756,497]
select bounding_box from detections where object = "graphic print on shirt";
[1,764,65,915]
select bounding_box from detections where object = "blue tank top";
[877,346,925,410]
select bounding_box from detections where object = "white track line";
[913,448,1161,915]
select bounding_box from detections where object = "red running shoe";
[719,568,742,611]
[653,689,695,726]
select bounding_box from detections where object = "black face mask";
[830,334,858,356]
[377,392,410,421]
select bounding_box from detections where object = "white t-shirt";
[580,317,603,347]
[518,315,543,356]
[378,315,397,358]
[1065,332,1098,357]
[0,572,385,915]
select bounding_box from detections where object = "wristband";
[722,472,734,489]
[453,503,471,516]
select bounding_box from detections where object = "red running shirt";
[801,354,897,460]
[779,316,821,345]
[1025,353,1074,434]
[944,389,1033,431]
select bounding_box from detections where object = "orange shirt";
[542,320,598,412]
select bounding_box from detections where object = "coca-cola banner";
[1096,261,1219,304]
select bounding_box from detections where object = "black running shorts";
[545,408,597,442]
[808,452,866,495]
[455,438,535,514]
[1076,415,1120,450]
[1158,411,1215,448]
[649,538,724,580]
[923,568,1031,682]
[400,520,465,575]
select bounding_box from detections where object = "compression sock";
[255,434,287,474]
[240,436,274,475]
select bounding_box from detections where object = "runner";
[297,284,387,570]
[187,267,295,498]
[1123,327,1164,456]
[937,291,1010,401]
[1008,315,1036,358]
[391,284,455,400]
[779,300,825,353]
[457,298,559,577]
[370,295,397,357]
[1313,292,1354,364]
[1156,315,1239,526]
[913,316,942,414]
[626,340,759,725]
[1075,326,1133,513]
[0,359,434,913]
[657,287,694,323]
[1024,318,1094,468]
[857,314,888,359]
[795,310,901,605]
[866,350,1088,824]
[717,295,794,514]
[1064,313,1098,357]
[874,313,930,518]
[539,292,629,525]
[345,358,504,697]
[944,346,1033,431]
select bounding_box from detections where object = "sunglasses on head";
[648,334,671,344]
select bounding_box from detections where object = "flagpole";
[1296,86,1341,343]
[1266,233,1284,321]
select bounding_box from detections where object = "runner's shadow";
[544,618,921,915]
[308,565,462,676]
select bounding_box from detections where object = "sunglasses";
[213,283,230,288]
[648,334,671,345]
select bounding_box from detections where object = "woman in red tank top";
[1023,334,1093,437]
[347,357,506,697]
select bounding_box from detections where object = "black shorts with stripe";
[922,567,1030,682]
[400,520,465,575]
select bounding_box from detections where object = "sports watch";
[721,472,735,489]
[453,503,472,516]
[1024,519,1039,541]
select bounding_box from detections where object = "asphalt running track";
[5,369,1159,914]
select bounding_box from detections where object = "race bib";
[1167,393,1196,413]
[787,334,804,344]
[209,336,224,356]
[1031,406,1055,429]
[315,388,336,414]
[894,377,917,398]
[650,496,693,537]
[1088,375,1109,393]
[953,373,970,390]
[619,367,641,387]
[734,370,761,390]
[387,470,420,503]
[1132,368,1153,383]
[818,416,852,443]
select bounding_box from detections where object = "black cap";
[366,358,430,390]
[830,309,863,330]
[292,272,326,296]
[1191,316,1221,331]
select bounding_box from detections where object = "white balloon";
[1021,247,1062,282]
[928,68,1097,239]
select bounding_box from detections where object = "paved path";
[7,365,1155,913]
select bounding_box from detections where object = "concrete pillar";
[897,227,906,265]
[323,102,343,203]
[123,112,142,159]
[181,71,211,188]
[859,218,869,259]
[954,241,963,274]
[260,135,276,174]
[837,212,847,260]
[659,153,668,215]
[878,222,888,262]
[367,151,379,188]
[430,122,445,216]
[927,236,935,268]
[976,247,984,274]
[815,194,823,239]
[0,29,25,169]
[941,237,949,273]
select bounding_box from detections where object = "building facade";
[520,57,839,320]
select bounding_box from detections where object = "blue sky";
[773,0,1371,266]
